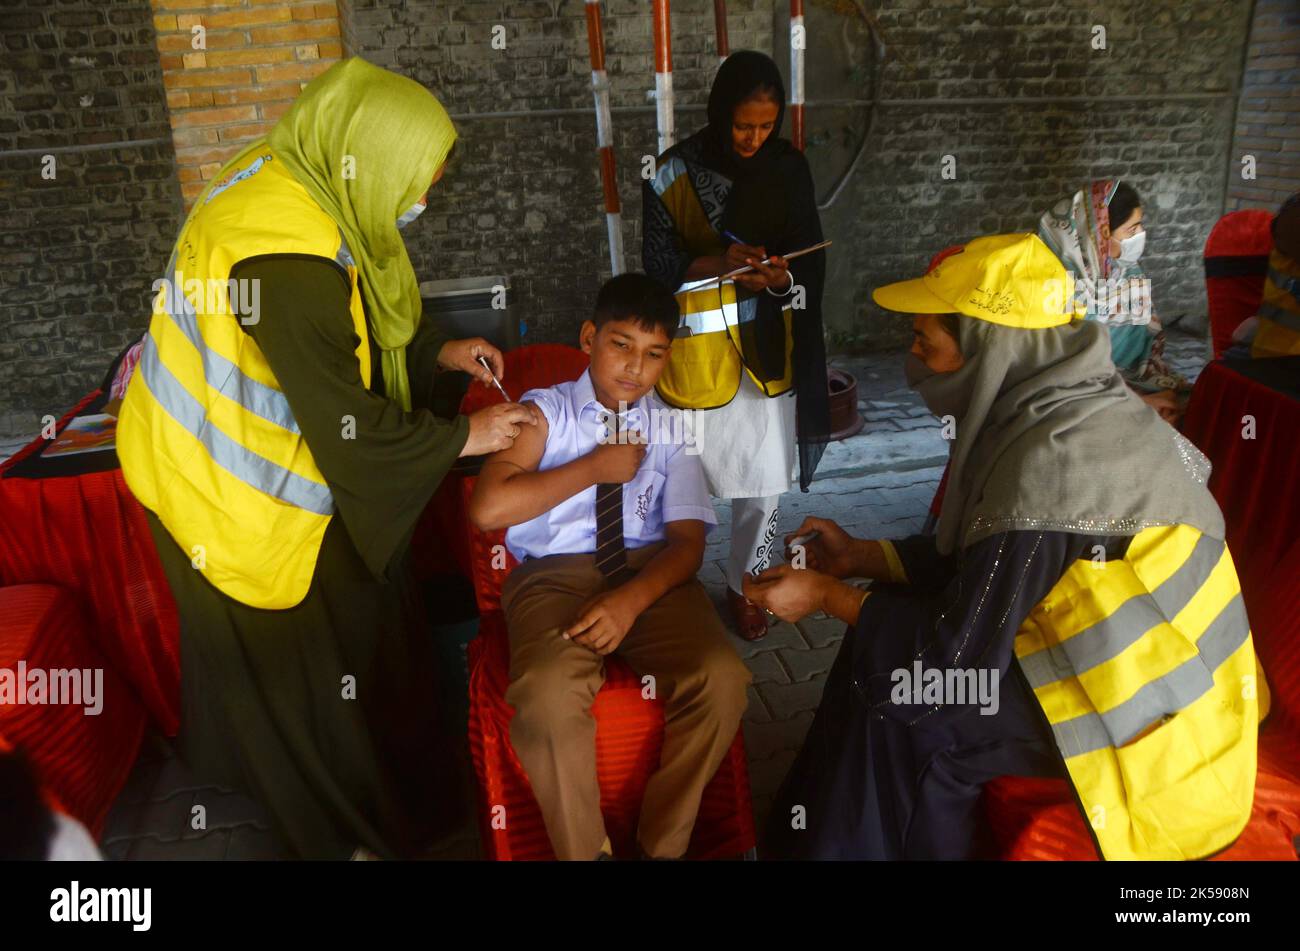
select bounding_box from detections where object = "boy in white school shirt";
[469,273,751,861]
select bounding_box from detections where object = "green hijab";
[188,57,457,411]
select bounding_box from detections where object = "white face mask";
[396,200,427,229]
[1117,229,1146,264]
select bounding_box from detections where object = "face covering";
[904,352,933,388]
[905,352,968,420]
[1117,229,1145,264]
[396,199,427,229]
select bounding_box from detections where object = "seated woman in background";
[1229,191,1300,359]
[745,233,1262,861]
[1038,180,1187,421]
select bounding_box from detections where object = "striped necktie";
[593,410,634,586]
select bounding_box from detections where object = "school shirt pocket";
[624,469,667,543]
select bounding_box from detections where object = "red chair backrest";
[457,344,590,614]
[1204,210,1275,359]
[459,342,590,413]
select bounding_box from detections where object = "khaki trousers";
[502,542,751,860]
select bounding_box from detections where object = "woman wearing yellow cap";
[745,234,1262,860]
[117,58,538,858]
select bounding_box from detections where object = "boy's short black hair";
[592,273,679,340]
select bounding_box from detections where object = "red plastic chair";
[458,344,756,860]
[1204,209,1275,359]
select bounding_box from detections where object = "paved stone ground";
[10,331,1209,860]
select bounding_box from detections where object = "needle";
[476,354,511,402]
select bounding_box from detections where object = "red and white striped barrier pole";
[789,0,805,151]
[652,0,675,155]
[713,0,729,66]
[584,0,624,274]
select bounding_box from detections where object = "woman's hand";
[437,337,504,386]
[460,402,540,457]
[1140,389,1180,423]
[723,242,765,272]
[735,253,791,294]
[783,516,860,578]
[742,564,831,623]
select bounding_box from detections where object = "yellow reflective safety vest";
[1014,523,1260,860]
[118,150,371,610]
[1251,246,1300,358]
[655,276,794,410]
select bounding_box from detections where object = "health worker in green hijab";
[119,57,538,859]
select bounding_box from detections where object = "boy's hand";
[564,587,641,655]
[743,564,831,623]
[586,436,646,484]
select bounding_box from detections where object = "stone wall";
[0,1,1271,444]
[799,0,1256,349]
[1225,0,1300,213]
[1,0,182,444]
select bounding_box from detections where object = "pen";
[476,354,511,403]
[722,229,749,247]
[698,239,833,289]
[787,529,821,549]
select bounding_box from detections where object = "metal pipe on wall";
[652,0,675,155]
[584,0,624,274]
[713,0,730,65]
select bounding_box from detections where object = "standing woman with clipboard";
[642,50,831,640]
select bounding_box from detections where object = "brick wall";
[0,1,1273,445]
[1225,0,1300,213]
[336,0,1259,351]
[805,0,1258,350]
[0,0,183,445]
[150,0,343,204]
[337,0,773,351]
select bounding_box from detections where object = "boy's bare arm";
[467,406,646,531]
[470,407,568,531]
[607,518,706,617]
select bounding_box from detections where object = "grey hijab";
[912,318,1224,556]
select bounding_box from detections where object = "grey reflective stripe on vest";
[137,332,335,516]
[1148,532,1223,619]
[1257,299,1300,332]
[1019,533,1225,690]
[1048,592,1249,758]
[160,264,301,434]
[676,291,758,336]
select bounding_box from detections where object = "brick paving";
[32,331,1209,860]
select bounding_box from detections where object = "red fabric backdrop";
[0,391,180,736]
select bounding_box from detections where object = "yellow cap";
[872,233,1083,328]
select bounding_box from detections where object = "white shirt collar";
[572,368,650,427]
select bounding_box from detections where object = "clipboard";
[691,239,832,291]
